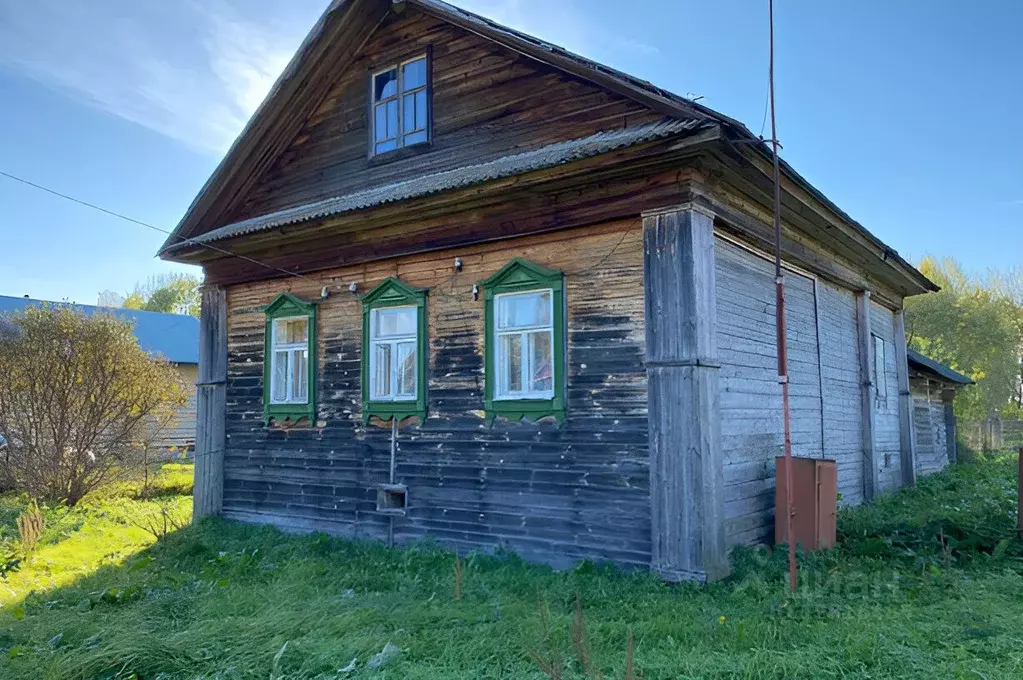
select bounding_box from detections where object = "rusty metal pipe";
[768,0,797,592]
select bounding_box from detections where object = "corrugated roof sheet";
[169,118,706,249]
[907,348,974,385]
[0,296,199,365]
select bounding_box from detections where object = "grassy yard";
[1,459,1022,679]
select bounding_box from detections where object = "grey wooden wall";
[716,238,826,545]
[870,301,902,492]
[912,380,950,476]
[816,282,864,506]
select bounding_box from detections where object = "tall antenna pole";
[769,0,797,593]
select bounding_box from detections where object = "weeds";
[532,591,642,680]
[453,554,463,601]
[15,502,44,556]
[0,458,1021,679]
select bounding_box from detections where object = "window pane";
[499,333,522,394]
[285,318,307,344]
[374,68,397,101]
[386,99,398,137]
[373,342,392,398]
[402,91,428,135]
[273,319,288,346]
[272,350,288,402]
[374,307,416,338]
[404,130,428,146]
[374,104,389,142]
[396,341,417,398]
[415,90,427,129]
[498,291,551,330]
[402,94,416,134]
[529,331,553,393]
[402,58,427,90]
[874,336,886,396]
[375,139,397,154]
[291,349,308,402]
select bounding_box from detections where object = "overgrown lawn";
[1,458,1022,679]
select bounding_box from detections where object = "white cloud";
[0,0,321,156]
[0,0,655,156]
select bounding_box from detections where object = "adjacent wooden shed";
[160,0,938,581]
[907,349,973,474]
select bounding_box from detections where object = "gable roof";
[158,0,935,296]
[907,349,974,386]
[0,296,199,365]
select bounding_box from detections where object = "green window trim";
[361,277,429,423]
[262,293,317,425]
[482,258,566,424]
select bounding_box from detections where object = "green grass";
[1,458,1023,679]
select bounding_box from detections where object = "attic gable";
[224,6,672,224]
[159,0,707,255]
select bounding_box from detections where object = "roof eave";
[723,129,938,297]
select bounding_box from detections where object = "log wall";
[911,379,951,476]
[220,220,650,568]
[715,238,830,545]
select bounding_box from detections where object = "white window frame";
[873,333,887,399]
[493,288,555,401]
[370,54,429,156]
[369,306,419,402]
[270,316,309,405]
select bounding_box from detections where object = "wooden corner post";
[643,204,728,582]
[194,284,228,519]
[893,309,917,486]
[856,291,879,501]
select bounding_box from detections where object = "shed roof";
[0,295,199,365]
[907,348,974,386]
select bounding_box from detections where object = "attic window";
[371,54,430,156]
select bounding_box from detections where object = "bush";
[0,306,186,505]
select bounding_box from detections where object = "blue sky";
[0,0,1019,304]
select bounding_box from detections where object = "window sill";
[265,402,315,426]
[486,398,564,425]
[368,140,432,166]
[363,401,426,424]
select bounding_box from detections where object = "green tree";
[905,257,1023,420]
[123,273,201,317]
[0,306,187,505]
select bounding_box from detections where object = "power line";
[0,169,317,283]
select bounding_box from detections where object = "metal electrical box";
[774,456,837,550]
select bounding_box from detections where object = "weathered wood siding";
[715,238,825,545]
[149,363,198,455]
[911,379,949,476]
[228,8,660,223]
[870,301,902,492]
[221,221,650,568]
[816,282,864,506]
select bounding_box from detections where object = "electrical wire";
[1,168,638,300]
[0,169,319,283]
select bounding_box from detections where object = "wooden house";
[160,0,939,581]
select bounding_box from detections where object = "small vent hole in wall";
[376,484,408,515]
